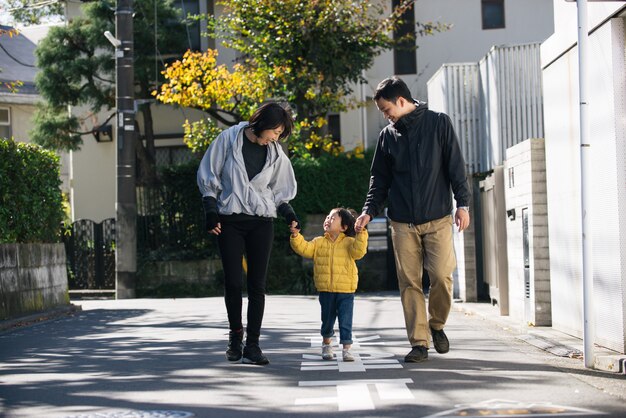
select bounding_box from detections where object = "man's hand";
[455,208,470,232]
[355,213,371,233]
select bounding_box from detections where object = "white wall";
[541,1,624,67]
[542,3,626,352]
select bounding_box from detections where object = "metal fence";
[427,43,544,174]
[63,218,116,291]
[136,185,217,260]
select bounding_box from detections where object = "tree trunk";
[135,104,158,187]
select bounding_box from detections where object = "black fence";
[63,218,116,291]
[136,185,217,261]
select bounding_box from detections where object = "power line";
[0,42,36,67]
[7,0,60,12]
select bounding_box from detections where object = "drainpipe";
[575,0,595,369]
[361,70,369,150]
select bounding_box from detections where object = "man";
[355,76,471,363]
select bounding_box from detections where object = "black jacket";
[363,102,471,225]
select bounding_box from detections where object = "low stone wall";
[0,243,70,320]
[137,258,223,297]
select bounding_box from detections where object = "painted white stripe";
[299,378,413,387]
[337,384,374,411]
[300,366,339,371]
[375,382,414,400]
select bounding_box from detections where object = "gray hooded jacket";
[197,121,297,218]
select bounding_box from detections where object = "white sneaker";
[342,349,354,362]
[322,343,334,360]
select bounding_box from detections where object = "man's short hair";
[373,76,413,103]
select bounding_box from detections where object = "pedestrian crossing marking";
[295,378,414,411]
[302,333,402,372]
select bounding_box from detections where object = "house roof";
[0,24,53,95]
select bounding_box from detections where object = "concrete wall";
[137,259,223,295]
[0,244,70,320]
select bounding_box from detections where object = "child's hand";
[289,220,300,237]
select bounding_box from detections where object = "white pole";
[576,0,595,368]
[361,70,369,150]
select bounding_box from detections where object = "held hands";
[455,208,470,232]
[289,220,300,237]
[278,202,301,232]
[355,213,371,233]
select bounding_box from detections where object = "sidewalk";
[452,300,626,374]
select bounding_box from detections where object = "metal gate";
[63,218,116,292]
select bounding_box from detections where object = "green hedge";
[290,150,374,217]
[138,151,375,296]
[0,138,64,243]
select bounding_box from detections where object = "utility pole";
[114,0,137,299]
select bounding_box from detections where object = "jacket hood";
[228,121,283,165]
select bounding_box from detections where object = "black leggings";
[217,218,274,345]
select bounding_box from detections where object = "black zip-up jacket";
[362,101,471,225]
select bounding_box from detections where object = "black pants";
[217,218,274,345]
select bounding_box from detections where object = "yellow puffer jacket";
[290,230,368,293]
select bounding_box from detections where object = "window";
[179,0,201,51]
[392,0,417,75]
[327,114,341,143]
[482,0,505,30]
[0,107,11,139]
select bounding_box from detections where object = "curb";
[453,301,626,374]
[0,304,82,333]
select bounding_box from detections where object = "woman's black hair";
[335,207,358,237]
[248,102,295,140]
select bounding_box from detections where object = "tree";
[156,0,448,156]
[32,0,188,185]
[1,0,64,26]
[0,27,23,94]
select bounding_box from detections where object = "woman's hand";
[205,212,221,235]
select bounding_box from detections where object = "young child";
[289,208,368,361]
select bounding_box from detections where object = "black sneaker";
[404,345,428,363]
[242,343,270,365]
[430,326,449,354]
[226,330,244,362]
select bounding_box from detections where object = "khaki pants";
[390,216,456,348]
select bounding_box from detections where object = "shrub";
[137,150,375,295]
[290,149,374,218]
[0,138,64,243]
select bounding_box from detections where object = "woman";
[197,102,299,365]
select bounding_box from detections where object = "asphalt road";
[1,294,625,418]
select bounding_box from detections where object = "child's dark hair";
[335,207,358,237]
